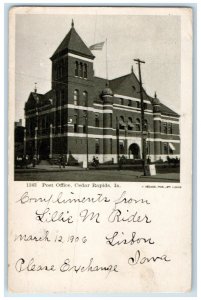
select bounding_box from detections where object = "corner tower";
[50,20,95,106]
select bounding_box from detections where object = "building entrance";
[38,139,50,160]
[129,143,140,159]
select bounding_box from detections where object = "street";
[15,167,180,182]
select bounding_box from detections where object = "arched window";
[95,113,100,127]
[84,64,88,79]
[74,110,78,133]
[83,91,88,106]
[79,63,83,77]
[136,118,141,131]
[74,90,79,106]
[119,116,125,130]
[128,117,134,131]
[75,61,79,76]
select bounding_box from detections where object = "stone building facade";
[24,21,180,164]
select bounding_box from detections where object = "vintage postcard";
[8,6,192,293]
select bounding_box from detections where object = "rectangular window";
[84,64,88,79]
[167,123,172,134]
[163,122,167,134]
[128,100,132,107]
[109,113,113,128]
[110,138,112,154]
[137,101,140,108]
[163,143,168,154]
[74,124,78,133]
[75,61,79,76]
[119,140,124,154]
[95,139,100,154]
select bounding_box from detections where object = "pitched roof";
[160,102,179,117]
[51,25,94,60]
[148,96,179,117]
[109,72,149,100]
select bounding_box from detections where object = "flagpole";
[105,38,108,83]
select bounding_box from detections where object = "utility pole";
[86,107,89,169]
[134,58,148,176]
[116,116,120,167]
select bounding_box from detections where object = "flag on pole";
[89,41,105,50]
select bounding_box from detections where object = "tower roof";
[50,21,95,60]
[102,85,113,97]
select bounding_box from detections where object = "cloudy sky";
[15,8,181,122]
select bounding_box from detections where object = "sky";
[15,10,181,123]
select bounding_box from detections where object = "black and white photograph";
[14,8,181,182]
[8,6,193,295]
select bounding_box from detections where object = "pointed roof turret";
[50,21,95,60]
[152,91,160,105]
[102,81,113,97]
[71,19,74,28]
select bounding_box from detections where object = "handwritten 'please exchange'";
[13,190,171,275]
